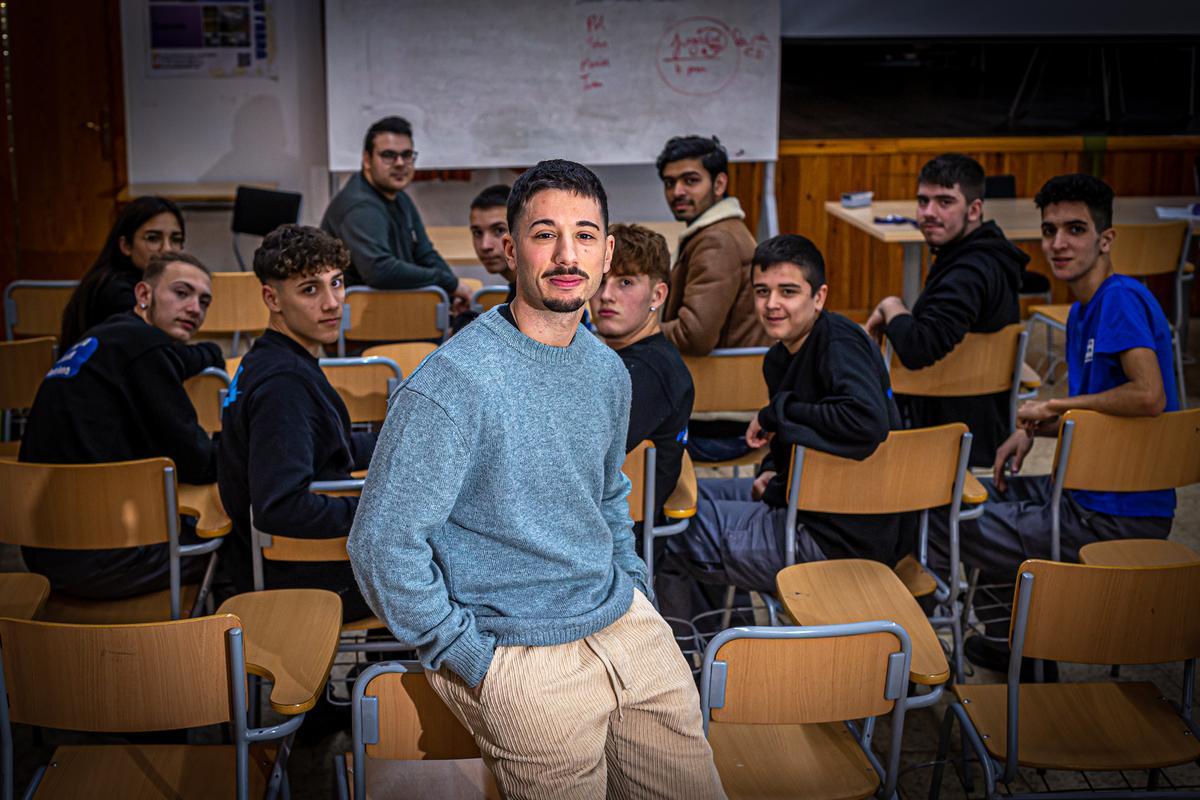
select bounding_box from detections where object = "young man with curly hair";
[218,224,377,623]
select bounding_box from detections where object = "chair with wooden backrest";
[1028,220,1190,406]
[0,336,55,441]
[363,342,438,379]
[183,366,231,435]
[0,458,227,623]
[777,424,986,683]
[339,286,451,356]
[2,280,78,341]
[0,589,342,800]
[700,621,912,800]
[338,661,499,800]
[620,441,698,603]
[471,286,510,314]
[932,559,1200,800]
[887,322,1031,435]
[320,356,404,426]
[681,347,770,471]
[196,271,270,355]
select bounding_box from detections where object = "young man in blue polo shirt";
[944,174,1177,670]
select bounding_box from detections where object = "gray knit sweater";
[347,307,647,686]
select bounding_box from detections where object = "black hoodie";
[885,220,1025,467]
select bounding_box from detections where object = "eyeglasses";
[377,149,419,165]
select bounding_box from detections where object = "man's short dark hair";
[609,224,670,286]
[1034,173,1115,232]
[253,224,351,283]
[471,184,511,212]
[918,153,986,203]
[752,234,826,293]
[363,116,413,155]
[143,251,210,284]
[507,160,608,233]
[655,135,729,187]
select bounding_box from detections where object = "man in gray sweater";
[321,115,471,309]
[348,160,723,799]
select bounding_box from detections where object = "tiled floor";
[5,323,1199,798]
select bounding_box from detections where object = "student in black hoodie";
[865,154,1025,467]
[589,223,694,522]
[663,235,910,604]
[21,252,222,597]
[218,225,376,623]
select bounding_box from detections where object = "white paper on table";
[1156,206,1200,220]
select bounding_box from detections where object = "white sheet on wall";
[323,0,781,170]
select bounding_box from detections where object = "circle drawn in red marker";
[656,17,739,96]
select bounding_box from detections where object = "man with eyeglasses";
[322,116,471,310]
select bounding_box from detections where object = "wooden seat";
[195,272,269,354]
[0,590,340,798]
[363,342,438,377]
[0,572,50,619]
[3,280,78,340]
[893,554,937,598]
[320,356,404,424]
[1027,303,1069,328]
[933,558,1200,798]
[342,662,496,800]
[1079,538,1200,567]
[0,458,228,622]
[0,441,18,460]
[471,285,510,314]
[708,722,879,800]
[700,623,909,799]
[680,348,770,470]
[38,583,200,625]
[777,559,949,686]
[621,442,697,592]
[183,367,230,435]
[339,286,451,355]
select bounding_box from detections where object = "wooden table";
[427,220,687,267]
[825,196,1200,305]
[117,181,278,210]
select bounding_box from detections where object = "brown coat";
[661,213,771,356]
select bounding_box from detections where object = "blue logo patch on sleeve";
[44,337,98,379]
[222,363,244,408]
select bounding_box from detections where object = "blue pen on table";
[874,215,918,226]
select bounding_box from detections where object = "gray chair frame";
[3,279,79,340]
[470,285,510,314]
[0,623,304,800]
[931,570,1200,800]
[700,621,913,800]
[637,444,691,605]
[338,286,451,356]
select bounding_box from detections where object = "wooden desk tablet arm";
[662,453,698,521]
[217,589,343,715]
[177,482,233,539]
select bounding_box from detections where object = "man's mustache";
[542,267,590,280]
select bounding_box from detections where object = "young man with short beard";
[349,160,723,799]
[865,153,1025,467]
[20,252,222,598]
[218,225,376,623]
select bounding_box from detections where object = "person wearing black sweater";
[589,223,694,521]
[21,253,222,597]
[663,235,911,606]
[218,225,376,623]
[865,154,1025,467]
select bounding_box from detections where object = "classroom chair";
[699,621,912,800]
[230,185,302,270]
[1079,537,1200,567]
[0,572,49,621]
[183,366,231,435]
[2,280,77,341]
[621,441,698,602]
[471,285,510,314]
[0,589,342,800]
[319,356,404,426]
[337,661,499,800]
[771,424,986,683]
[1027,220,1190,406]
[0,336,55,441]
[887,322,1033,435]
[339,286,451,356]
[362,341,437,379]
[196,271,270,355]
[0,457,230,623]
[681,347,771,473]
[930,559,1200,800]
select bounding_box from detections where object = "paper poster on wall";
[146,0,277,79]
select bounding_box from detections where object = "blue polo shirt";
[1066,273,1178,517]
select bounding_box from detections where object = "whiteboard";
[324,0,780,170]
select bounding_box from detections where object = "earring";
[139,303,147,309]
[650,305,658,311]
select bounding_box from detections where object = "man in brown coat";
[657,135,771,356]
